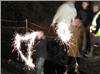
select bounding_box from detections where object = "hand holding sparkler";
[13,31,45,70]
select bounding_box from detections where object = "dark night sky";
[1,1,94,23]
[1,1,63,22]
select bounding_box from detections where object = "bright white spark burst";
[51,2,77,45]
[13,31,42,70]
[55,21,72,45]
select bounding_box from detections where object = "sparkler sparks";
[51,2,77,45]
[55,21,72,45]
[13,31,43,70]
[51,2,80,73]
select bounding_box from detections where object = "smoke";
[51,1,77,45]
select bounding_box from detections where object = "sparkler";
[51,2,80,73]
[51,2,77,45]
[13,31,43,70]
[55,20,72,45]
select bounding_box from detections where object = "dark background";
[1,1,100,74]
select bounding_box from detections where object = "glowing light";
[13,31,43,70]
[51,2,77,45]
[56,21,72,45]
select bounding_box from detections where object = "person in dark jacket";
[78,1,93,27]
[44,38,67,74]
[35,31,47,74]
[78,1,93,54]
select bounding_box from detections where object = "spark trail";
[13,31,43,70]
[51,1,77,45]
